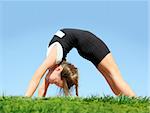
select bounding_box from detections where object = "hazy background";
[0,0,149,97]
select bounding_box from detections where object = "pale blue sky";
[0,0,149,97]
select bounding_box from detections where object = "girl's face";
[48,65,63,87]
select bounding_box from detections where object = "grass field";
[0,96,150,113]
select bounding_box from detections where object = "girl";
[25,28,136,97]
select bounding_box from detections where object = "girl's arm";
[38,69,53,97]
[38,77,50,97]
[25,46,57,97]
[25,61,49,97]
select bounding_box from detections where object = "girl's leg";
[97,53,136,96]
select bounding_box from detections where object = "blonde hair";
[60,61,79,96]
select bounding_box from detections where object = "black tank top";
[48,28,110,66]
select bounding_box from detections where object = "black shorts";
[72,29,110,67]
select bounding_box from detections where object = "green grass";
[0,96,150,113]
